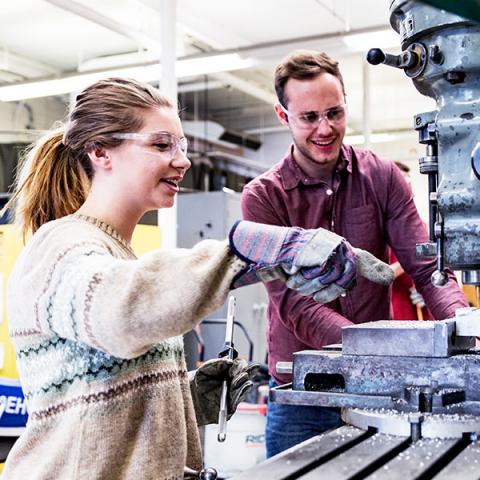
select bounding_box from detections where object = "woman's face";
[108,107,191,212]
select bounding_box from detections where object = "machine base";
[232,424,480,479]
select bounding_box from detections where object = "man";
[240,50,468,457]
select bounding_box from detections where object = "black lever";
[367,47,419,70]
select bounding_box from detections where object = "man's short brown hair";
[274,50,345,108]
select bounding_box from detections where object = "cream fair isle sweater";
[4,214,246,480]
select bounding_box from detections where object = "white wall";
[0,97,67,143]
[246,128,291,167]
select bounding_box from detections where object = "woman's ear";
[87,147,112,171]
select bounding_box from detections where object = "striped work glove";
[229,220,394,303]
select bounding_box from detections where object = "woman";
[2,78,392,479]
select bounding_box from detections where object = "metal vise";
[272,312,480,417]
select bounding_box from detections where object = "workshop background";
[0,0,473,477]
[0,0,435,218]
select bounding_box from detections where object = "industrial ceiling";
[0,0,436,150]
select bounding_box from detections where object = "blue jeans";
[266,379,343,458]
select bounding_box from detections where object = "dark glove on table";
[189,357,260,427]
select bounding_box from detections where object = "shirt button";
[326,188,334,196]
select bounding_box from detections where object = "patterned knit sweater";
[4,214,246,480]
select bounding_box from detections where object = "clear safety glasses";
[279,103,347,129]
[110,131,188,160]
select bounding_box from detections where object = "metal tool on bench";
[235,311,480,479]
[217,295,238,442]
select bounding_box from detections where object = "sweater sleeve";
[8,227,245,359]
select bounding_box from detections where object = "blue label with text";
[0,381,28,428]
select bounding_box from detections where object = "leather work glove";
[287,247,395,303]
[229,220,394,302]
[189,357,260,426]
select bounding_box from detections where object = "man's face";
[275,72,346,178]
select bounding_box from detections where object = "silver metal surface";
[388,1,480,277]
[298,433,408,480]
[423,413,480,439]
[343,409,411,437]
[217,296,236,443]
[455,307,480,337]
[275,361,292,375]
[265,317,480,477]
[431,269,449,287]
[184,466,218,479]
[232,426,480,479]
[345,408,480,439]
[288,347,480,410]
[266,316,480,477]
[364,438,458,479]
[433,441,480,480]
[271,383,396,410]
[232,426,367,480]
[341,320,474,357]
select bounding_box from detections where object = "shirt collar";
[280,144,352,191]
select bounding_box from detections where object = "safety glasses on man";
[279,103,347,129]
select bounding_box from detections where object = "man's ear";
[87,147,112,171]
[274,103,289,126]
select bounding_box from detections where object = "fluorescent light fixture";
[177,53,255,77]
[344,133,396,144]
[0,53,255,102]
[342,29,399,52]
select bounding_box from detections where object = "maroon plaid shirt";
[241,144,468,384]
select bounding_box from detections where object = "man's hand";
[409,286,426,308]
[189,357,259,426]
[287,247,395,304]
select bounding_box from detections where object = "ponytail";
[2,77,175,236]
[3,129,90,236]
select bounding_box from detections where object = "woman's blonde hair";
[5,77,173,235]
